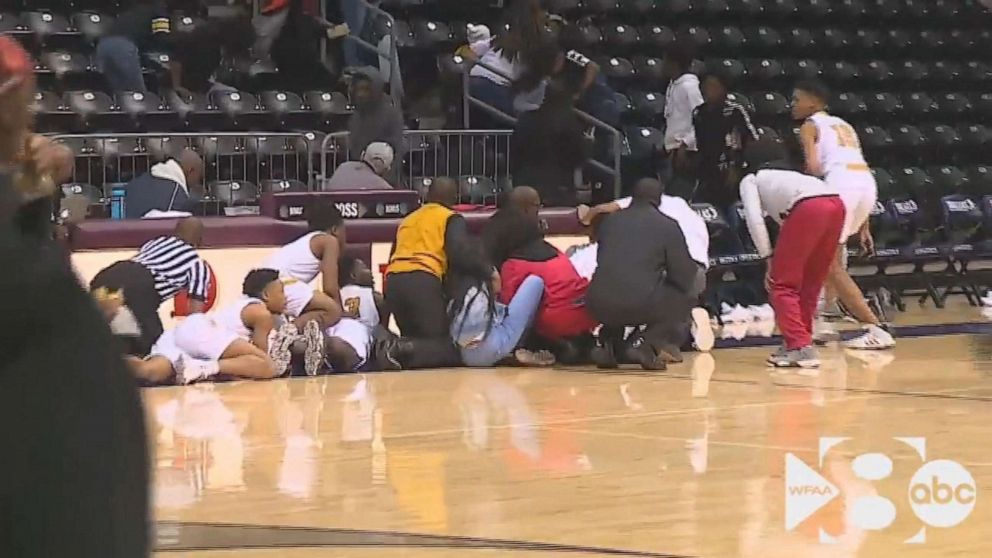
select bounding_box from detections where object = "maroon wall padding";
[72,208,586,251]
[259,190,422,221]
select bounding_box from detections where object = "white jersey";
[210,296,263,340]
[340,284,380,330]
[808,112,869,179]
[263,231,322,282]
[615,194,710,268]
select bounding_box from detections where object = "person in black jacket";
[0,35,149,558]
[586,178,699,370]
[510,76,591,206]
[692,72,759,208]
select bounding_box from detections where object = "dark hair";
[482,207,544,268]
[306,201,343,232]
[338,254,359,285]
[243,268,280,298]
[794,79,830,103]
[702,71,730,89]
[744,135,789,170]
[447,240,497,341]
[664,40,695,73]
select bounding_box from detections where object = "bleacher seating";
[8,0,992,306]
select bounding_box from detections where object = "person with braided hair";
[0,36,149,558]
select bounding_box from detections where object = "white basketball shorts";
[326,317,372,369]
[828,171,878,242]
[149,314,239,366]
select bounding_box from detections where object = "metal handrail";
[334,0,405,107]
[460,56,623,198]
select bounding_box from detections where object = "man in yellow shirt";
[382,178,490,369]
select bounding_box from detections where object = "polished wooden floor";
[149,305,992,557]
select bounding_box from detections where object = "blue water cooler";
[110,183,126,219]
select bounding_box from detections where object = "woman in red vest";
[484,208,597,361]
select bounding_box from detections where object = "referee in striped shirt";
[90,217,209,355]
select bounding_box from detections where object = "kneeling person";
[129,268,297,385]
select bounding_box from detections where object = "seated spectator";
[510,76,591,206]
[324,142,395,190]
[96,0,179,94]
[348,71,404,160]
[587,179,699,370]
[483,205,597,356]
[124,149,204,219]
[458,0,551,119]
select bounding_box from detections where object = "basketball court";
[148,302,992,557]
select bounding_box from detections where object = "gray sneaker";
[768,345,821,369]
[268,323,298,376]
[302,320,325,376]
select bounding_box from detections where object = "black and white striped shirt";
[131,236,210,301]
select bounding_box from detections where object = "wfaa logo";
[785,437,977,544]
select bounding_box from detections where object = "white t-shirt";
[615,194,710,268]
[663,73,705,151]
[567,243,598,281]
[468,38,519,85]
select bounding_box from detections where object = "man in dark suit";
[586,178,699,370]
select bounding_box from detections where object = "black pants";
[0,231,149,558]
[588,283,694,351]
[383,271,461,369]
[90,261,163,356]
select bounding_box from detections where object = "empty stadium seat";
[209,180,258,206]
[259,90,306,130]
[260,178,308,194]
[458,175,498,205]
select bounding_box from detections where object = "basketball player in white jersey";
[263,202,350,372]
[126,268,297,385]
[793,80,895,350]
[326,255,389,371]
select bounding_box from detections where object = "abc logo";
[908,460,977,528]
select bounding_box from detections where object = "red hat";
[0,35,32,93]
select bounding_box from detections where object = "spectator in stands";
[510,76,590,206]
[96,0,181,95]
[254,0,349,62]
[587,179,699,370]
[380,178,489,369]
[348,71,405,160]
[693,73,759,209]
[459,0,552,120]
[90,217,210,357]
[324,141,395,190]
[0,36,150,558]
[173,16,253,94]
[268,0,347,91]
[661,41,704,199]
[124,149,204,219]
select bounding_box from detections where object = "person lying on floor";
[323,255,391,372]
[447,240,553,368]
[126,268,300,385]
[483,206,597,363]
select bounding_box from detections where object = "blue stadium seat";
[640,25,675,51]
[259,90,306,130]
[783,58,820,82]
[631,56,664,86]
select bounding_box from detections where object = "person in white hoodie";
[739,136,846,369]
[662,41,704,199]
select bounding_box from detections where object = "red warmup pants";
[769,196,846,349]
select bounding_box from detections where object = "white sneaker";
[720,322,748,340]
[843,324,896,350]
[175,355,219,385]
[730,304,751,323]
[690,307,715,351]
[755,303,775,321]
